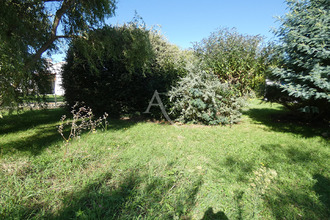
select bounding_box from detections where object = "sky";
[52,0,288,62]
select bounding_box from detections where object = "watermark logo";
[144,90,174,124]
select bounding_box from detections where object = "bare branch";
[56,35,88,40]
[26,0,74,69]
[42,0,63,2]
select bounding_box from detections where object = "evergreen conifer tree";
[271,0,329,118]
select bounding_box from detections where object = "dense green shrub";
[63,24,150,116]
[193,28,275,96]
[62,23,188,117]
[169,64,245,125]
[269,0,329,118]
[147,30,189,92]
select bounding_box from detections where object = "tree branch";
[56,35,87,40]
[43,0,63,2]
[26,0,74,69]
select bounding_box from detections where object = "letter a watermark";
[144,90,174,124]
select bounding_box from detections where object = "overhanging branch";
[56,35,88,40]
[26,0,74,69]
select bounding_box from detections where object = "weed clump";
[58,103,108,156]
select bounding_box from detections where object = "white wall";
[50,61,66,95]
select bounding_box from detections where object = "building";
[47,60,65,95]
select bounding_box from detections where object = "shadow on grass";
[1,108,68,156]
[2,126,63,156]
[265,184,329,219]
[107,118,143,131]
[10,171,204,219]
[234,190,244,220]
[260,144,326,166]
[0,108,142,135]
[243,104,328,139]
[1,109,143,157]
[39,170,203,219]
[0,108,67,135]
[259,144,329,219]
[224,156,254,182]
[208,156,254,183]
[0,169,202,219]
[51,171,137,219]
[313,174,330,217]
[201,207,228,220]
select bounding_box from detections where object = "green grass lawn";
[43,95,65,103]
[0,100,329,219]
[21,94,65,104]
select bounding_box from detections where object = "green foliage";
[148,29,190,92]
[193,28,274,95]
[63,23,150,116]
[0,0,116,108]
[0,50,51,109]
[270,0,330,117]
[169,65,245,125]
[0,101,329,219]
[63,23,188,116]
[0,0,52,107]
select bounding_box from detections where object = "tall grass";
[0,100,329,219]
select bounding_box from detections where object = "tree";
[63,23,153,116]
[62,23,188,117]
[270,0,330,117]
[0,0,116,108]
[193,28,274,96]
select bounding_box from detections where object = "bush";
[193,28,275,96]
[169,65,245,125]
[62,23,152,116]
[62,23,188,117]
